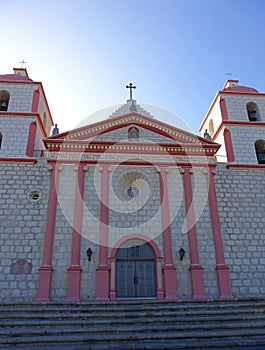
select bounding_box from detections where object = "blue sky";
[1,0,265,133]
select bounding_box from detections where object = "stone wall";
[0,159,49,301]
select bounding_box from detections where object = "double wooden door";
[116,260,156,298]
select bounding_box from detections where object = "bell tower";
[199,79,265,164]
[0,68,53,159]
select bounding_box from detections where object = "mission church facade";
[0,68,265,302]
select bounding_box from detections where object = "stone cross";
[126,83,136,100]
[20,60,27,68]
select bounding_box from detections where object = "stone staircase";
[1,298,265,349]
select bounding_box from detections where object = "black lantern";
[86,247,93,262]
[179,248,185,261]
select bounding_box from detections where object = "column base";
[190,264,205,299]
[36,265,53,302]
[164,265,178,300]
[95,265,110,302]
[65,265,82,302]
[216,264,233,298]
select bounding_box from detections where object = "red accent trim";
[26,121,37,157]
[109,234,164,301]
[0,158,37,164]
[205,169,233,298]
[159,168,177,299]
[0,82,53,125]
[182,168,205,298]
[36,165,60,301]
[226,164,265,169]
[49,112,210,145]
[31,89,40,113]
[66,165,85,302]
[219,98,228,121]
[96,165,110,301]
[223,128,234,162]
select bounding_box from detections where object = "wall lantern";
[86,247,93,262]
[179,247,185,261]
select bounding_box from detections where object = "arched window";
[128,126,139,140]
[0,90,10,111]
[0,132,2,149]
[255,139,265,164]
[247,102,260,121]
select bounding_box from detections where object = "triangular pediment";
[45,112,219,165]
[46,112,213,146]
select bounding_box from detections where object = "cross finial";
[20,60,27,68]
[226,72,232,79]
[126,83,136,100]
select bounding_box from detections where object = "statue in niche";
[128,126,139,140]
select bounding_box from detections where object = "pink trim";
[31,89,40,113]
[96,165,110,301]
[36,165,60,301]
[66,165,86,302]
[181,168,205,298]
[109,234,164,300]
[226,164,265,169]
[0,158,37,164]
[205,168,233,298]
[220,98,228,121]
[26,121,37,157]
[223,128,234,162]
[159,168,177,299]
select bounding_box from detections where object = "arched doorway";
[115,240,156,298]
[109,234,164,300]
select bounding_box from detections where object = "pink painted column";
[96,164,111,301]
[66,164,87,302]
[158,167,177,300]
[220,98,228,121]
[180,168,205,299]
[224,128,235,162]
[26,121,37,157]
[31,89,40,113]
[205,168,233,298]
[36,163,61,301]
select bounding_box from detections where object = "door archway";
[109,235,164,300]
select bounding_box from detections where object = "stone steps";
[1,298,265,349]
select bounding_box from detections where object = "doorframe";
[109,234,164,300]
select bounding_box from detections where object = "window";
[0,132,2,149]
[0,90,10,111]
[247,102,260,121]
[255,139,265,164]
[128,126,139,140]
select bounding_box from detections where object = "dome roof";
[0,74,32,81]
[222,85,259,94]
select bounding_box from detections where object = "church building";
[0,68,265,302]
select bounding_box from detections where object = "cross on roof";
[20,60,27,68]
[126,83,136,100]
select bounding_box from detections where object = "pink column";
[205,168,233,298]
[36,163,61,301]
[96,165,110,301]
[220,98,228,121]
[181,168,205,299]
[158,167,177,300]
[224,128,235,162]
[26,121,37,157]
[31,89,40,113]
[66,164,87,302]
